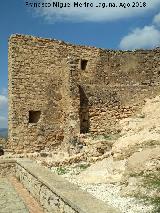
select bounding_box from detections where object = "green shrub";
[56,167,68,175]
[79,163,90,170]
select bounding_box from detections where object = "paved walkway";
[0,178,29,213]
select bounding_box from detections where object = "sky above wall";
[0,0,160,128]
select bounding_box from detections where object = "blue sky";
[0,0,160,128]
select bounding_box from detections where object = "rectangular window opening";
[81,59,88,70]
[29,111,41,123]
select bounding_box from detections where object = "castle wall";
[8,34,160,153]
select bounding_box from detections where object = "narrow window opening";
[81,59,88,70]
[29,111,41,123]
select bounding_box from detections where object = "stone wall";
[0,137,6,146]
[0,159,16,177]
[8,34,160,153]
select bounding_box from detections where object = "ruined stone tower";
[8,34,160,153]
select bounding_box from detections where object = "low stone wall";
[0,159,120,213]
[0,159,16,177]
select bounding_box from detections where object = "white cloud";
[0,95,8,108]
[0,116,6,121]
[0,116,7,128]
[153,12,160,26]
[1,88,7,96]
[119,25,160,50]
[0,94,8,128]
[35,0,160,22]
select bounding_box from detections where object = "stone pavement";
[0,178,29,213]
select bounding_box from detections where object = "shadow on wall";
[79,85,90,134]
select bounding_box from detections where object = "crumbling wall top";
[8,33,160,54]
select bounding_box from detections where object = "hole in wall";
[81,59,88,70]
[29,111,41,123]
